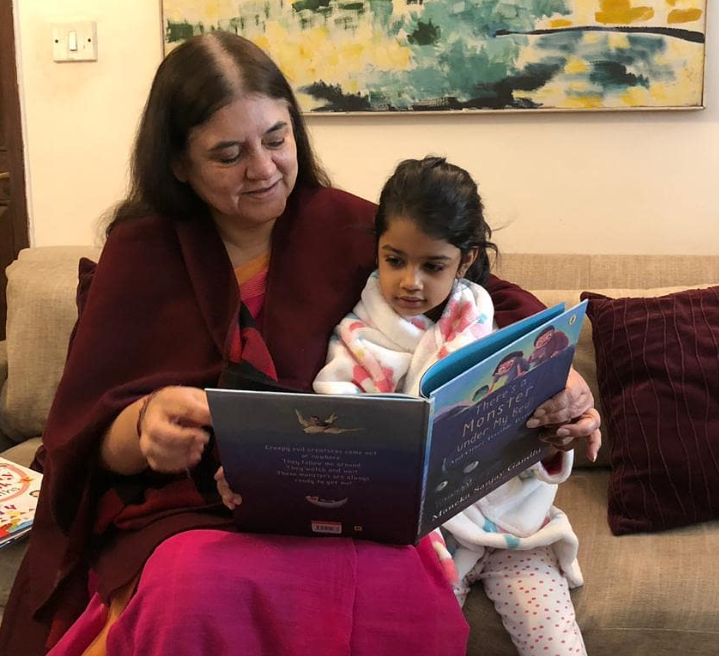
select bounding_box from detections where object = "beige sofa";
[1,247,718,654]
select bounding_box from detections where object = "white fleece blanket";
[313,271,494,396]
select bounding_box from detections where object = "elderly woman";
[0,33,600,656]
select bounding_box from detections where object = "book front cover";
[419,303,586,535]
[209,391,430,544]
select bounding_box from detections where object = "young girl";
[313,156,587,656]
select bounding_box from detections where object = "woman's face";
[176,95,298,231]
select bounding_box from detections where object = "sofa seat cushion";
[464,469,719,656]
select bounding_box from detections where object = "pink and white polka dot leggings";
[473,545,586,656]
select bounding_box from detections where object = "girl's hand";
[526,368,602,462]
[214,467,243,510]
[137,386,212,473]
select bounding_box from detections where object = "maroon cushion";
[581,286,719,535]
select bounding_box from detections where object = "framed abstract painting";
[162,0,707,113]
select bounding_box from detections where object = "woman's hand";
[526,368,602,462]
[214,467,243,510]
[137,386,212,473]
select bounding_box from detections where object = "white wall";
[15,0,164,247]
[15,0,719,254]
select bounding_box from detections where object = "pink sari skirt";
[48,530,469,656]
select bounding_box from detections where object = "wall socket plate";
[52,22,98,62]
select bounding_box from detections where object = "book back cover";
[209,390,431,544]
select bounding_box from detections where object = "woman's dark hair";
[106,32,329,235]
[374,156,497,285]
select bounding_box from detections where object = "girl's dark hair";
[106,32,329,235]
[375,156,497,285]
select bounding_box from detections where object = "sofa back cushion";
[584,286,719,535]
[0,247,100,442]
[493,254,719,291]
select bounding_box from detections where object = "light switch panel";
[52,22,98,62]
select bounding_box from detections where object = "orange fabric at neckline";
[234,253,270,288]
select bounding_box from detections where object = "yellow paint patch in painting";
[565,94,604,108]
[620,86,651,106]
[608,33,631,50]
[668,8,703,23]
[370,40,413,71]
[345,79,361,94]
[595,0,654,24]
[254,34,271,52]
[340,43,368,64]
[564,57,588,74]
[163,0,226,26]
[649,82,670,103]
[550,19,573,27]
[264,13,414,93]
[583,32,601,44]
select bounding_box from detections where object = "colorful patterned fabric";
[234,252,270,322]
[313,272,494,396]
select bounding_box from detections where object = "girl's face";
[174,94,298,233]
[377,217,475,320]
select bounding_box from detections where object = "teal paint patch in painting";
[590,62,649,90]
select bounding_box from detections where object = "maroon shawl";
[0,186,544,656]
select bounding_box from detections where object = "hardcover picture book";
[208,301,587,545]
[0,457,42,549]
